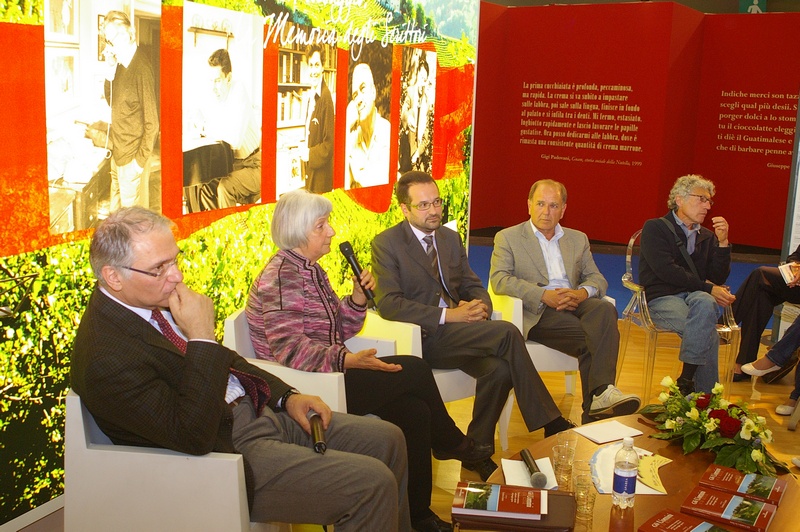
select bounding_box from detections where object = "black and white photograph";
[275,29,337,196]
[399,47,436,176]
[45,0,161,235]
[345,42,393,190]
[182,2,264,213]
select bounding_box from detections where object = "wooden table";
[487,414,799,531]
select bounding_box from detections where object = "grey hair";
[668,174,716,211]
[271,189,333,250]
[89,206,174,285]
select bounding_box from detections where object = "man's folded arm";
[81,341,234,455]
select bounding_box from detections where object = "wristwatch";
[277,388,300,410]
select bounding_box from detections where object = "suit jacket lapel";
[522,223,551,280]
[403,221,439,283]
[559,231,575,280]
[96,289,187,358]
[435,227,454,290]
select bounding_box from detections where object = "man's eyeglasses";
[687,194,714,206]
[123,252,184,279]
[410,198,443,211]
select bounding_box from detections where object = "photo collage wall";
[41,0,474,235]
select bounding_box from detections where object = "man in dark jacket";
[639,174,734,394]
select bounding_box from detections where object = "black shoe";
[677,377,694,396]
[463,457,499,481]
[763,350,800,384]
[432,439,493,463]
[544,417,578,438]
[732,372,751,382]
[412,514,453,532]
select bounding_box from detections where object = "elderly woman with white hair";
[246,189,490,532]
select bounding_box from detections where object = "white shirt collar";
[409,223,434,246]
[530,221,564,242]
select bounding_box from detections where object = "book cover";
[681,486,777,532]
[452,481,547,520]
[699,464,787,506]
[778,263,799,285]
[638,508,732,531]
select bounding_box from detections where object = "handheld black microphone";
[339,241,376,306]
[307,410,326,454]
[521,448,548,488]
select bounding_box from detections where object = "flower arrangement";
[639,377,781,476]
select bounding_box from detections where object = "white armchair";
[360,309,515,450]
[64,389,288,532]
[488,287,586,394]
[223,309,348,412]
[487,288,584,448]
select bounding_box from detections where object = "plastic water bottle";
[612,437,638,508]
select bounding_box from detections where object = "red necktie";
[151,309,187,353]
[151,309,271,415]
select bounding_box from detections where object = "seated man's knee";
[689,292,720,319]
[461,356,511,386]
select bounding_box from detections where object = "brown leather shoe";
[462,457,499,481]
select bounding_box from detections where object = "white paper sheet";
[501,457,559,490]
[572,419,643,444]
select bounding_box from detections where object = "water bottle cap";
[623,436,633,445]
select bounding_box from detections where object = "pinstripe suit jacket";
[372,220,491,337]
[70,287,293,456]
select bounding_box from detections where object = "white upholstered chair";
[223,308,350,412]
[617,229,740,401]
[359,309,515,450]
[488,288,612,444]
[64,389,288,532]
[488,287,582,394]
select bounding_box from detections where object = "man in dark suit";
[490,179,640,424]
[70,207,410,530]
[371,172,574,481]
[301,44,334,193]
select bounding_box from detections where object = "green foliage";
[0,178,470,522]
[0,0,43,24]
[1,241,94,521]
[644,377,779,477]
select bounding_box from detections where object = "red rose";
[708,409,727,420]
[695,394,711,410]
[719,416,742,438]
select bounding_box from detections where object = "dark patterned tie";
[423,235,455,308]
[151,309,270,415]
[151,309,187,353]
